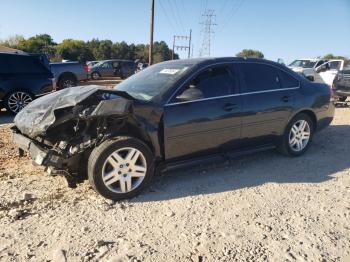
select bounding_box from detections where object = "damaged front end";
[12,85,133,183]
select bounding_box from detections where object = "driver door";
[163,64,242,161]
[315,60,343,86]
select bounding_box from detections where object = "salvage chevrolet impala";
[12,58,335,200]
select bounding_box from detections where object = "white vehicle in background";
[288,58,326,80]
[314,59,345,86]
[289,58,346,86]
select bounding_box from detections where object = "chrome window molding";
[166,86,300,106]
[165,60,301,106]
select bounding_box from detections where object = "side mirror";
[176,87,204,102]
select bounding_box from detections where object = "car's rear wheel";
[88,137,154,200]
[278,113,314,156]
[58,75,77,89]
[91,71,100,80]
[5,91,33,114]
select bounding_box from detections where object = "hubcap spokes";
[102,147,147,193]
[289,120,310,152]
[8,92,32,113]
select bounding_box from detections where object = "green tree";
[17,34,56,57]
[55,39,94,61]
[0,34,25,48]
[236,49,264,58]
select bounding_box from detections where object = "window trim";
[166,61,300,106]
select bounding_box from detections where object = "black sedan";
[12,57,334,200]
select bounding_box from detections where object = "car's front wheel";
[5,90,33,114]
[88,137,154,200]
[279,113,314,156]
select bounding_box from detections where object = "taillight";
[83,64,89,73]
[51,78,57,91]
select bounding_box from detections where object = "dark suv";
[333,69,350,102]
[12,58,334,200]
[0,53,55,114]
[89,59,136,80]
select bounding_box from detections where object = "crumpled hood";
[14,85,132,138]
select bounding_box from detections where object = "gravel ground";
[0,107,349,262]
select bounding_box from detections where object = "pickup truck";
[50,62,89,89]
[288,58,327,79]
[313,59,346,86]
[333,67,350,102]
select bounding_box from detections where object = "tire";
[278,113,314,157]
[338,96,347,102]
[91,71,100,80]
[58,75,77,89]
[88,136,154,200]
[5,90,34,114]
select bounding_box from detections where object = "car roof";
[158,57,283,68]
[0,52,31,57]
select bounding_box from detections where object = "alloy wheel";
[102,147,147,193]
[62,79,75,88]
[289,120,311,152]
[92,72,99,80]
[7,92,33,113]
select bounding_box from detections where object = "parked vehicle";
[313,59,346,86]
[87,61,99,68]
[288,58,326,79]
[333,68,350,102]
[0,52,56,114]
[12,57,334,200]
[50,62,89,89]
[88,60,137,80]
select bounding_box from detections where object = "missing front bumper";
[12,132,64,168]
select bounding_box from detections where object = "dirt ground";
[0,106,350,262]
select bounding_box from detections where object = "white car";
[288,59,326,79]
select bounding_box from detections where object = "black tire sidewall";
[88,137,154,200]
[91,72,100,80]
[282,113,314,156]
[58,75,77,89]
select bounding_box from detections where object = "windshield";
[114,62,193,101]
[289,60,317,68]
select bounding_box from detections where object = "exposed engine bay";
[12,86,134,183]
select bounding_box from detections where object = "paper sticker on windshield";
[159,69,180,75]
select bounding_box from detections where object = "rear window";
[238,63,280,92]
[278,70,299,88]
[8,55,49,74]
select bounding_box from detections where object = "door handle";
[281,96,290,102]
[223,103,238,111]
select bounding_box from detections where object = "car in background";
[50,62,89,89]
[12,57,334,200]
[0,52,56,114]
[87,61,99,68]
[88,59,137,80]
[288,58,326,80]
[333,68,350,102]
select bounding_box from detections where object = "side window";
[190,66,235,98]
[102,62,111,68]
[329,61,341,70]
[0,55,10,74]
[238,63,280,92]
[9,55,48,74]
[315,60,324,67]
[278,70,299,88]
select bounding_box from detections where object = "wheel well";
[58,72,77,84]
[297,110,318,131]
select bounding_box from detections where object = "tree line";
[0,34,179,63]
[236,49,348,65]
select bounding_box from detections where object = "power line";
[217,0,245,33]
[166,0,185,34]
[159,0,177,32]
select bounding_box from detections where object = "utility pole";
[188,29,192,59]
[171,29,192,60]
[199,9,217,57]
[149,0,154,65]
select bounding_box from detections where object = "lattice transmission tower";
[199,9,217,57]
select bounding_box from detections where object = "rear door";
[99,61,113,77]
[163,64,242,160]
[236,62,297,147]
[316,60,344,86]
